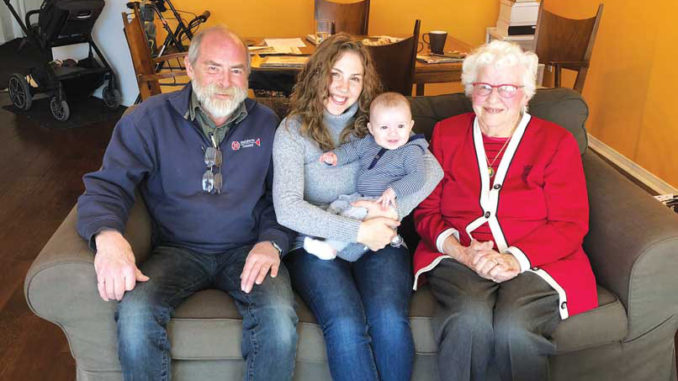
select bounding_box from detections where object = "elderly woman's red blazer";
[413,112,597,319]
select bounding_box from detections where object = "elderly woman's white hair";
[461,40,539,100]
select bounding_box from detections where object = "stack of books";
[496,0,540,36]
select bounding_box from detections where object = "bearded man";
[76,26,298,380]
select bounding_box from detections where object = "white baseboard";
[587,134,677,195]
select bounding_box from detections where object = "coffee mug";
[421,31,447,54]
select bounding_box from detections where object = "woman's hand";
[471,245,520,283]
[351,199,398,220]
[442,237,491,268]
[491,254,521,282]
[356,217,400,251]
[443,238,519,282]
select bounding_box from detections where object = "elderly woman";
[413,40,598,380]
[273,33,442,381]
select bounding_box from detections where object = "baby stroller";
[4,0,120,121]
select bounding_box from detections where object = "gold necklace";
[485,137,511,178]
[481,116,521,177]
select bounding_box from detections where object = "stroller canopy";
[38,0,105,46]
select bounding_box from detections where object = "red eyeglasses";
[472,82,524,98]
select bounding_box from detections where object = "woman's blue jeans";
[285,245,414,381]
[115,244,298,381]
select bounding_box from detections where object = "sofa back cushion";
[409,87,589,154]
[259,88,589,153]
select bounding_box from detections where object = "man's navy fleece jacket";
[77,85,292,255]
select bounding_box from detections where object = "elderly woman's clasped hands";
[445,238,521,283]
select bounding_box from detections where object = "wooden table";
[248,35,472,96]
[414,35,472,95]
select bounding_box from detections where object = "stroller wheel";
[8,73,33,111]
[102,85,122,109]
[49,96,70,121]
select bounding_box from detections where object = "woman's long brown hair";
[287,33,382,151]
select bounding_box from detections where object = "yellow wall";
[541,0,678,188]
[170,0,678,187]
[170,0,496,97]
[172,0,498,45]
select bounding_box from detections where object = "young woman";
[272,33,442,381]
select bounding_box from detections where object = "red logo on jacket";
[231,138,261,150]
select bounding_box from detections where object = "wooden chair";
[314,0,370,35]
[534,3,603,93]
[365,19,420,96]
[122,6,188,101]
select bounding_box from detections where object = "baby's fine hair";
[369,92,411,116]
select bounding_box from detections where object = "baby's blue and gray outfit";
[322,133,429,261]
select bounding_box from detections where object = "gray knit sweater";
[272,103,443,249]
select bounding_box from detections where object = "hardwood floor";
[0,91,115,380]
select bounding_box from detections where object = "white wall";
[51,1,138,106]
[90,1,137,106]
[0,0,43,43]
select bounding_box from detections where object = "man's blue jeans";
[285,245,414,381]
[115,245,298,381]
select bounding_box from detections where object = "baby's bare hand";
[377,188,397,209]
[319,152,337,166]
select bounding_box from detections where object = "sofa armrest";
[26,196,153,282]
[582,151,678,340]
[24,199,152,371]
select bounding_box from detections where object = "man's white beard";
[192,81,248,120]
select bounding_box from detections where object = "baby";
[304,92,429,261]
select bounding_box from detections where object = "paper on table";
[264,38,306,48]
[250,46,303,55]
[305,34,320,45]
[260,56,309,68]
[361,36,403,46]
[248,46,270,51]
[416,54,464,64]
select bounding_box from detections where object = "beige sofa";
[25,88,678,380]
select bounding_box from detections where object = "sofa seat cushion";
[551,285,628,353]
[169,289,328,361]
[168,288,440,361]
[168,283,626,361]
[407,284,627,355]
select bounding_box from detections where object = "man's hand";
[356,217,400,251]
[376,188,397,210]
[319,152,338,166]
[94,230,149,301]
[240,241,280,293]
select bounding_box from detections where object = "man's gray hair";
[461,40,539,100]
[187,25,251,73]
